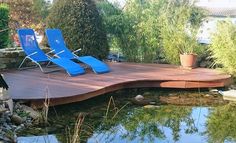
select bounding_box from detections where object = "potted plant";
[160,1,205,69]
[178,32,199,69]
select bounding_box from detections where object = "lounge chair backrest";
[18,29,48,62]
[45,29,74,59]
[46,29,110,74]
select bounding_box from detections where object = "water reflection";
[88,106,209,143]
[17,88,236,143]
[205,103,236,143]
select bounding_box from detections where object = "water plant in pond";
[41,86,50,124]
[66,113,85,143]
[105,96,129,120]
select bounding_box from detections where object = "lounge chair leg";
[37,63,45,73]
[18,57,38,70]
[18,57,28,69]
[18,53,39,70]
[46,61,52,67]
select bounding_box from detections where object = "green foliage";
[97,105,196,142]
[97,1,124,53]
[97,1,121,17]
[32,0,50,20]
[0,3,9,49]
[160,0,205,64]
[47,0,109,59]
[98,0,206,63]
[209,21,236,75]
[206,103,236,143]
[121,106,196,142]
[125,0,165,63]
[98,0,165,62]
[9,0,50,35]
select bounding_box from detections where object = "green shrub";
[0,4,9,49]
[97,1,124,54]
[47,0,109,59]
[98,0,166,63]
[160,0,205,64]
[98,0,205,63]
[124,0,164,63]
[209,21,236,74]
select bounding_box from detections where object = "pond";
[19,88,236,143]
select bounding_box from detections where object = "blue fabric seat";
[18,29,85,76]
[45,29,110,74]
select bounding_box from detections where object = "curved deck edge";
[30,78,232,108]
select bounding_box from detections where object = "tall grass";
[105,96,129,120]
[160,0,205,64]
[41,86,50,124]
[66,113,85,143]
[209,21,236,75]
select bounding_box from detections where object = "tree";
[98,0,206,63]
[8,0,50,34]
[47,0,109,59]
[0,3,9,48]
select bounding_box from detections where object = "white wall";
[197,17,236,44]
[196,0,236,8]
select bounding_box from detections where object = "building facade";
[196,0,236,44]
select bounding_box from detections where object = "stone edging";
[0,47,49,70]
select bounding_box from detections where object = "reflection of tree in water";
[205,103,236,143]
[97,105,198,142]
[122,106,197,142]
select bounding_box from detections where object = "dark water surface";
[20,89,236,143]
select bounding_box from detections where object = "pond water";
[19,88,236,143]
[87,106,209,143]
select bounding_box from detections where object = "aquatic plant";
[41,86,50,124]
[105,96,129,120]
[66,113,85,143]
[17,89,230,142]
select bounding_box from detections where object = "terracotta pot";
[180,54,197,69]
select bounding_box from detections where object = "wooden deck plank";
[2,62,232,106]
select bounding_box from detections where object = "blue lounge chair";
[45,29,110,74]
[18,28,85,76]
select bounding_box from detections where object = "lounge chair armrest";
[53,50,65,58]
[46,49,55,55]
[27,51,37,57]
[72,49,81,57]
[73,48,81,54]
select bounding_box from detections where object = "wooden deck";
[3,62,232,107]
